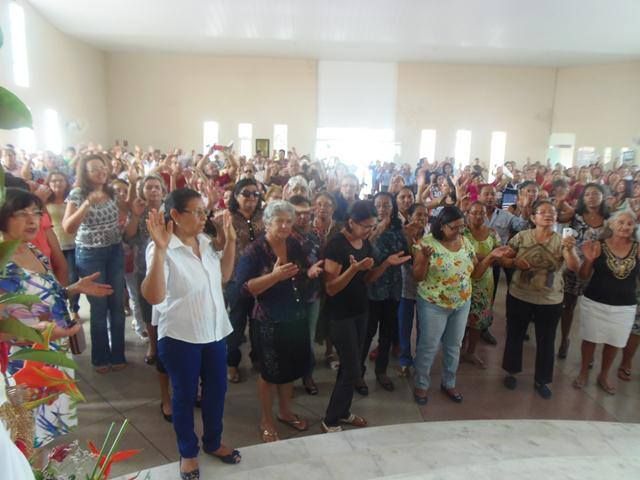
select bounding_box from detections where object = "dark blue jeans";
[63,248,80,313]
[158,336,227,458]
[75,243,126,367]
[398,297,419,368]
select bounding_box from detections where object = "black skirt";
[256,317,310,384]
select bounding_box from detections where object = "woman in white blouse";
[142,188,240,480]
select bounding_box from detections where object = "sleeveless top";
[584,241,639,306]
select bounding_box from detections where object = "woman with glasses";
[501,200,581,399]
[142,188,240,479]
[63,154,127,373]
[222,178,265,383]
[1,187,112,448]
[234,200,323,442]
[321,200,409,433]
[412,206,509,405]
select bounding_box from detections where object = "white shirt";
[146,233,232,344]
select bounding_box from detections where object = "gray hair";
[286,175,309,193]
[263,200,296,226]
[605,209,638,237]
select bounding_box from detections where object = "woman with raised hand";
[573,210,639,395]
[501,200,581,399]
[142,188,240,479]
[321,200,409,432]
[412,206,509,405]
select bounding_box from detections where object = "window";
[603,147,612,165]
[238,123,252,157]
[273,124,288,152]
[454,130,472,168]
[489,131,507,181]
[419,129,436,163]
[43,108,62,153]
[203,121,219,153]
[9,2,29,88]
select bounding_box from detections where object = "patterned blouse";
[67,188,121,249]
[228,209,265,265]
[368,226,408,302]
[416,234,475,309]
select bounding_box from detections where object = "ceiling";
[27,0,640,66]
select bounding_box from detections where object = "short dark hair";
[163,188,201,223]
[228,178,261,214]
[44,170,72,203]
[575,182,609,218]
[518,180,539,192]
[288,195,311,207]
[346,200,377,224]
[431,206,464,240]
[0,188,44,231]
[373,191,402,230]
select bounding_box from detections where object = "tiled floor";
[53,280,640,477]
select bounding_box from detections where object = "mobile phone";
[501,188,518,209]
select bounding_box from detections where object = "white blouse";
[146,233,233,344]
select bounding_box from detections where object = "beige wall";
[551,62,640,154]
[106,53,317,154]
[0,0,108,149]
[396,63,558,167]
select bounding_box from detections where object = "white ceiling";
[27,0,640,66]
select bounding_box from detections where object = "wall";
[0,0,108,150]
[551,61,640,155]
[396,63,558,167]
[106,53,317,154]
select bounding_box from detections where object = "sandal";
[303,378,319,396]
[111,363,128,372]
[618,367,632,382]
[572,376,586,389]
[339,413,367,427]
[325,353,339,370]
[205,446,241,464]
[95,365,110,374]
[376,374,395,391]
[259,425,280,443]
[179,458,200,480]
[398,366,411,377]
[144,354,156,365]
[462,352,487,369]
[277,414,308,431]
[227,367,241,383]
[597,377,616,395]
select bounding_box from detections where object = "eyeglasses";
[182,208,210,218]
[13,209,43,219]
[239,190,260,198]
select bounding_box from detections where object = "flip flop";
[277,414,308,431]
[597,377,616,395]
[572,376,586,389]
[259,425,280,443]
[618,367,632,382]
[227,368,241,383]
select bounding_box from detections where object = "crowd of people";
[2,141,640,479]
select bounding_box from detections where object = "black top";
[584,241,639,306]
[323,232,373,319]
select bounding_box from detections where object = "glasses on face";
[239,190,260,199]
[182,208,210,218]
[13,209,43,219]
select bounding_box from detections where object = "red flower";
[14,438,28,457]
[88,440,141,479]
[0,341,9,374]
[49,443,73,463]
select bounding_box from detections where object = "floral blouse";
[368,226,408,302]
[0,244,70,328]
[416,234,475,309]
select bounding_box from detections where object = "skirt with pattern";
[256,318,310,384]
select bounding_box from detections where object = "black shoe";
[440,384,463,403]
[160,403,172,423]
[503,375,517,390]
[376,374,395,392]
[354,379,369,396]
[534,382,552,399]
[413,390,428,405]
[558,339,570,359]
[480,329,498,346]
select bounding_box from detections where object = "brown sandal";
[259,425,280,443]
[227,367,241,383]
[618,367,632,382]
[339,413,367,427]
[277,414,308,431]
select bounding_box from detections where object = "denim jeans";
[75,243,126,367]
[398,297,419,367]
[414,297,471,390]
[158,337,227,458]
[63,248,80,313]
[304,300,320,378]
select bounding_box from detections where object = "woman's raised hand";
[581,240,602,262]
[146,209,173,251]
[272,257,299,281]
[222,210,236,243]
[349,255,375,271]
[385,251,412,266]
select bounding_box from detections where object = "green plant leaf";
[0,293,42,306]
[0,86,33,129]
[0,317,44,344]
[10,349,79,369]
[0,239,20,271]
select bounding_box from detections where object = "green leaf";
[10,349,79,369]
[0,293,42,306]
[0,317,44,344]
[0,86,33,129]
[0,239,20,271]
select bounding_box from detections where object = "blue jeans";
[63,248,80,313]
[398,297,418,367]
[158,337,227,458]
[414,298,471,390]
[75,244,126,367]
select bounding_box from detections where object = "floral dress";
[464,228,500,330]
[0,244,77,448]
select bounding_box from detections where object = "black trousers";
[226,294,257,368]
[361,299,399,376]
[502,293,562,385]
[324,312,368,426]
[491,265,514,304]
